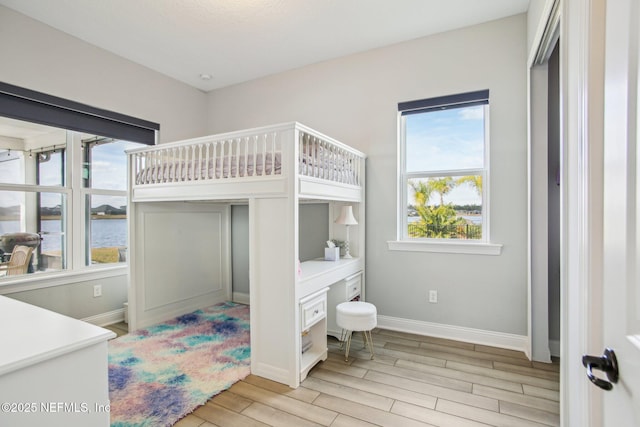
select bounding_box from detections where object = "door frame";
[528,0,557,364]
[530,0,606,425]
[560,0,606,425]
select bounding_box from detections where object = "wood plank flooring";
[167,329,560,427]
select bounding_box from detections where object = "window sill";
[387,240,503,255]
[0,265,127,294]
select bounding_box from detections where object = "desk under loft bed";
[127,122,365,387]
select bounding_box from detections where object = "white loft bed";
[129,122,363,202]
[127,122,365,388]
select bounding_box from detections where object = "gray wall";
[0,5,209,144]
[0,5,209,319]
[298,203,330,262]
[231,205,250,295]
[8,275,127,319]
[231,203,329,295]
[208,15,529,335]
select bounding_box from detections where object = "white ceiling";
[0,0,529,92]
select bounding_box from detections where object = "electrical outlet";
[428,290,438,303]
[93,285,102,298]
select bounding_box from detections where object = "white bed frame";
[127,122,365,388]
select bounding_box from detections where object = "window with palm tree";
[408,176,482,239]
[399,90,488,241]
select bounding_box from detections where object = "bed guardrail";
[298,131,362,186]
[131,132,281,185]
[129,123,364,188]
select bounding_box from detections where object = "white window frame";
[79,135,132,267]
[388,91,502,255]
[0,130,132,290]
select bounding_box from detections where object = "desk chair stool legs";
[336,301,377,362]
[339,329,375,362]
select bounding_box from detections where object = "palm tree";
[456,175,482,196]
[425,204,466,238]
[409,180,433,228]
[430,177,455,206]
[408,178,466,238]
[410,180,433,209]
[408,180,431,237]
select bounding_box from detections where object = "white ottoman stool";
[336,301,377,361]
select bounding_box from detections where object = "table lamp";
[335,205,358,258]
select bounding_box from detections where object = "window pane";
[86,195,127,265]
[0,190,66,277]
[0,116,67,185]
[38,149,65,186]
[85,139,143,190]
[0,148,67,186]
[407,176,482,240]
[406,105,484,173]
[0,149,25,184]
[39,192,66,272]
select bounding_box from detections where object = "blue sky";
[405,105,484,206]
[90,140,140,192]
[89,140,140,209]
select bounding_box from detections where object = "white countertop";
[299,257,362,282]
[0,296,116,376]
[298,257,363,299]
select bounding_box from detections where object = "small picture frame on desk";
[324,247,339,261]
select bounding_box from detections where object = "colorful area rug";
[108,302,250,427]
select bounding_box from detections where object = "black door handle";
[582,348,619,391]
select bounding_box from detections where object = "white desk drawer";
[345,274,362,300]
[301,293,326,330]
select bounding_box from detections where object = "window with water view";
[0,116,142,278]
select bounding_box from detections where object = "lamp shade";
[335,206,358,225]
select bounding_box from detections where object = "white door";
[593,0,640,424]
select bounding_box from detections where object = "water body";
[408,215,482,225]
[0,219,126,252]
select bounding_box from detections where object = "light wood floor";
[158,328,560,427]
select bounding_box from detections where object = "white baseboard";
[377,315,529,356]
[82,308,125,327]
[233,291,250,305]
[251,361,296,388]
[82,307,530,358]
[549,339,560,357]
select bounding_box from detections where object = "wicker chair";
[0,245,34,276]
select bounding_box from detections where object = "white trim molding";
[232,291,250,305]
[549,339,560,358]
[377,315,529,358]
[387,240,502,255]
[561,0,606,424]
[81,308,125,327]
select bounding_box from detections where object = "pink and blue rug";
[108,302,250,427]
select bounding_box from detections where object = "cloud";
[458,106,483,121]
